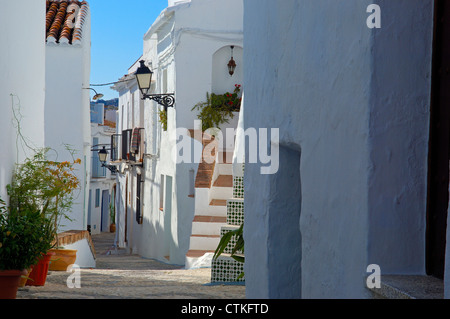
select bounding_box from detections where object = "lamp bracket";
[142,93,175,111]
[101,163,117,173]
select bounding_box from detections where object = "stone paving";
[16,232,245,299]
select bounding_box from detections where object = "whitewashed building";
[111,0,243,266]
[44,0,92,233]
[0,1,47,201]
[243,0,450,299]
[0,1,94,268]
[88,102,117,235]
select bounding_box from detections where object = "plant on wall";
[159,109,168,131]
[192,84,242,132]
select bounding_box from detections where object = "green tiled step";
[220,225,243,255]
[233,176,244,199]
[211,254,245,283]
[227,198,244,226]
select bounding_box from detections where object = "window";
[121,128,144,163]
[160,174,165,211]
[163,68,168,94]
[121,129,132,161]
[136,174,142,224]
[95,188,100,207]
[111,134,121,161]
[92,137,106,178]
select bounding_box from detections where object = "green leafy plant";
[109,192,115,225]
[0,199,52,271]
[6,147,81,248]
[213,223,244,279]
[192,84,242,132]
[159,109,168,131]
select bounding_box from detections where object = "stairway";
[185,146,234,269]
[210,174,245,283]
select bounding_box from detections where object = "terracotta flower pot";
[110,223,116,233]
[0,269,28,299]
[18,267,32,288]
[26,251,55,286]
[48,249,77,271]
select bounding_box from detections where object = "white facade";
[0,1,46,201]
[0,1,94,268]
[112,0,243,266]
[112,65,146,253]
[44,6,92,232]
[89,103,117,235]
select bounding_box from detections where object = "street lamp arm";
[141,93,175,110]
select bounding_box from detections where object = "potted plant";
[192,84,242,132]
[0,199,48,298]
[25,215,56,286]
[7,147,81,273]
[109,200,116,233]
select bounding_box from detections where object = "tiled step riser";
[220,226,243,255]
[189,236,221,251]
[233,176,244,199]
[211,255,245,283]
[226,199,244,226]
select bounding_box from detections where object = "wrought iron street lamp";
[92,145,117,173]
[83,88,104,101]
[135,60,175,111]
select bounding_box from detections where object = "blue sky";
[89,0,169,100]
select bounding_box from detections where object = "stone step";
[188,234,221,251]
[210,199,227,206]
[213,175,233,187]
[191,216,227,236]
[186,250,214,258]
[210,185,233,200]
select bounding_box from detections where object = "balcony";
[111,128,145,165]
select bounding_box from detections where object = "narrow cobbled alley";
[16,232,245,299]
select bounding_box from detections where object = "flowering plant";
[7,147,81,248]
[192,84,242,131]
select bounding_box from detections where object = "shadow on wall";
[267,144,302,298]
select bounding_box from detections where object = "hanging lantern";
[227,46,237,76]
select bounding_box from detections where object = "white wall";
[212,45,243,95]
[168,0,191,7]
[132,0,244,266]
[0,1,46,200]
[63,239,96,268]
[172,0,244,130]
[244,0,433,299]
[44,9,91,232]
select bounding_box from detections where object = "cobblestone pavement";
[16,232,245,299]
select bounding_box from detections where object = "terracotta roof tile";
[46,0,89,45]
